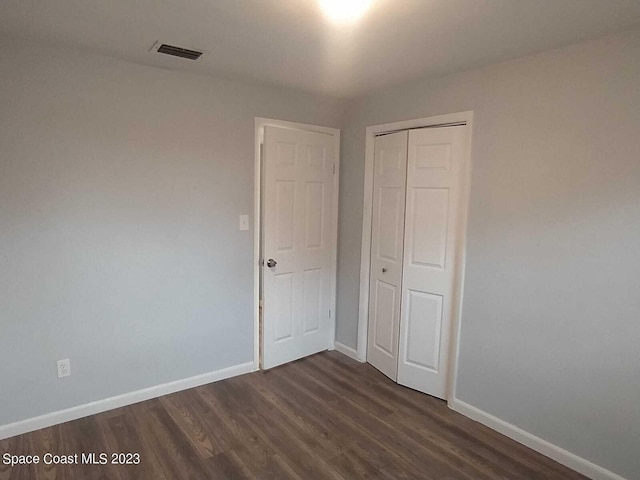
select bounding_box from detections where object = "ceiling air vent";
[151,41,203,60]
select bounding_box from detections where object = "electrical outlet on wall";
[57,359,71,378]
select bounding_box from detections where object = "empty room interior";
[1,1,639,479]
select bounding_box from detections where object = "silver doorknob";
[266,259,277,268]
[382,267,387,273]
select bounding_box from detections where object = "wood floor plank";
[271,364,443,480]
[218,445,300,480]
[159,392,220,459]
[282,360,477,480]
[307,355,514,477]
[98,410,169,480]
[129,400,211,480]
[29,427,66,480]
[303,355,396,418]
[0,351,589,480]
[206,381,346,480]
[180,388,241,455]
[0,433,36,480]
[328,450,389,480]
[195,386,277,463]
[388,411,555,480]
[257,367,399,471]
[235,372,344,461]
[307,355,533,478]
[321,351,584,479]
[58,417,124,480]
[239,408,346,480]
[207,449,254,480]
[232,400,346,480]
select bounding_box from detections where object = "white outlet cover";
[239,214,249,231]
[57,358,71,378]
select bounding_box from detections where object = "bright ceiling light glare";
[319,0,374,24]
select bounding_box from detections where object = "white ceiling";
[1,0,639,98]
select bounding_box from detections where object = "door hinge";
[333,163,336,175]
[329,309,332,318]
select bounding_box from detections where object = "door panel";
[373,280,397,355]
[263,126,335,368]
[302,268,322,334]
[367,131,408,381]
[408,188,449,269]
[274,273,294,342]
[397,126,468,398]
[304,182,324,248]
[275,181,296,251]
[404,290,443,371]
[378,187,404,261]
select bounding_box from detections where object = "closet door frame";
[357,111,474,403]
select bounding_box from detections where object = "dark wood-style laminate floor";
[0,351,587,480]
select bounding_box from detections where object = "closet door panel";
[366,131,408,381]
[404,290,443,371]
[398,126,468,399]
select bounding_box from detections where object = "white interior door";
[262,126,335,369]
[397,125,468,398]
[367,131,408,381]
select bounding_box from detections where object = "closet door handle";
[382,267,387,273]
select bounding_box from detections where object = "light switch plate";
[239,215,249,231]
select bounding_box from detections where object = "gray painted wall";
[0,39,342,426]
[336,29,640,478]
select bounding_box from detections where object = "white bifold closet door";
[367,125,467,400]
[367,131,408,381]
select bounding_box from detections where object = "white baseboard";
[334,341,363,362]
[449,399,626,480]
[0,361,256,441]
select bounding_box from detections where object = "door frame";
[357,111,473,401]
[254,118,341,370]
